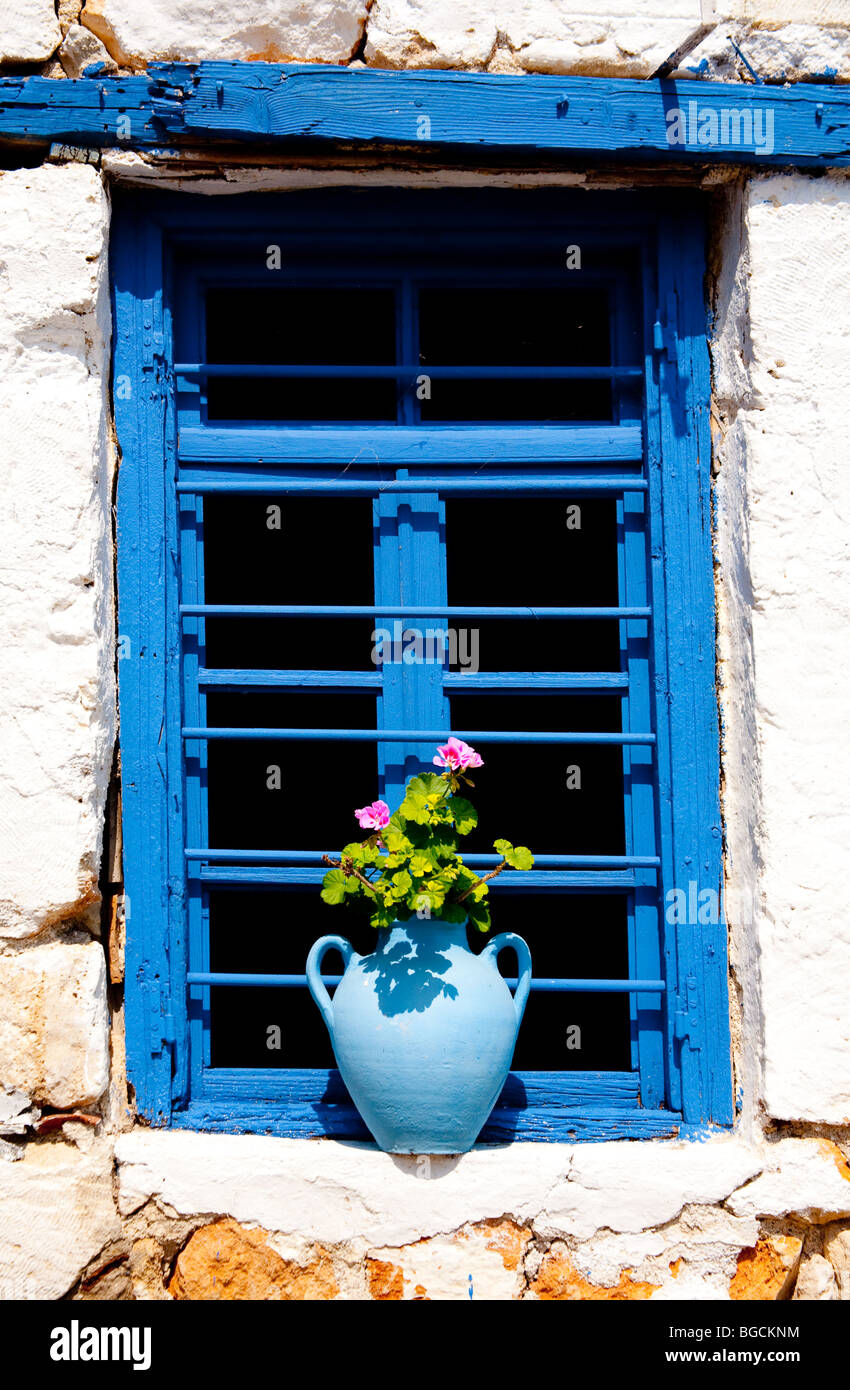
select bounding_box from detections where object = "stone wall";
[3,1,850,81]
[0,1,849,1300]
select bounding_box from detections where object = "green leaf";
[433,864,459,887]
[398,789,431,825]
[430,824,459,860]
[384,828,412,855]
[451,797,478,835]
[441,901,468,925]
[409,852,436,879]
[370,903,396,930]
[320,869,348,906]
[407,772,448,799]
[466,896,492,933]
[495,841,535,871]
[392,869,413,894]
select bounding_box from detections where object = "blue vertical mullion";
[621,489,664,1107]
[642,235,681,1113]
[176,266,209,1102]
[377,277,448,804]
[179,494,209,1097]
[196,498,211,1077]
[613,259,653,1089]
[375,278,405,803]
[376,491,448,803]
[617,498,638,1074]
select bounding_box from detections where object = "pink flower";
[433,737,484,772]
[355,799,391,831]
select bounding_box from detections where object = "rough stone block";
[793,1253,837,1300]
[0,0,62,62]
[530,1245,659,1300]
[80,0,370,67]
[0,1140,120,1299]
[728,1234,802,1300]
[727,1139,850,1223]
[0,939,109,1108]
[58,22,118,78]
[364,0,705,74]
[169,1219,339,1300]
[823,1223,850,1299]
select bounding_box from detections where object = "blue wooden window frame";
[113,188,732,1142]
[3,66,849,167]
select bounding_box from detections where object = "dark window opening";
[205,692,378,850]
[445,496,621,672]
[202,495,376,671]
[204,287,398,421]
[418,288,612,421]
[448,694,626,856]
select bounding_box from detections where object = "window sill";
[171,1070,683,1143]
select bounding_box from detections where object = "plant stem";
[322,853,382,898]
[455,859,509,903]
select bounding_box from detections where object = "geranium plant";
[320,738,534,933]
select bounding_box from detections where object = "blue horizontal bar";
[195,668,629,691]
[176,362,642,380]
[188,971,664,992]
[177,425,642,465]
[181,605,650,618]
[175,476,647,495]
[197,866,637,890]
[183,726,655,744]
[197,668,383,688]
[184,849,660,867]
[445,671,629,689]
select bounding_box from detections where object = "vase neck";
[379,919,469,950]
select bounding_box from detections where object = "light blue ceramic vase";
[306,919,532,1154]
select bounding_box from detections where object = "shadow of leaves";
[360,938,459,1016]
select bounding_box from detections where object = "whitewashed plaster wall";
[0,0,849,1302]
[713,172,850,1130]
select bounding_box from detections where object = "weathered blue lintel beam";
[1,64,849,165]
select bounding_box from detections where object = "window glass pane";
[207,889,382,1069]
[445,497,620,672]
[202,495,376,671]
[204,693,378,850]
[418,288,611,421]
[205,288,398,421]
[469,894,630,1071]
[447,694,626,855]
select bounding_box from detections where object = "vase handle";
[482,932,532,1027]
[306,935,354,1040]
